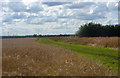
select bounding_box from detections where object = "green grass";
[36,38,118,71]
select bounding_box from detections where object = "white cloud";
[27,2,44,13]
[0,0,118,35]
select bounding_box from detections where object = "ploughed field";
[2,38,117,76]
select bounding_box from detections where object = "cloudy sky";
[0,0,119,36]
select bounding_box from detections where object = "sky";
[0,0,119,36]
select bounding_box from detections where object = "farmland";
[2,38,118,76]
[37,37,119,71]
[46,37,119,49]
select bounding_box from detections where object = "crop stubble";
[2,38,117,76]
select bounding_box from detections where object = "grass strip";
[36,38,118,71]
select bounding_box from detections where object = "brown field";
[47,37,119,49]
[2,38,117,76]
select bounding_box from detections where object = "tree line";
[76,22,120,37]
[1,34,74,38]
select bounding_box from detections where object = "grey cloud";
[27,21,44,25]
[27,16,58,25]
[57,2,108,20]
[94,3,108,14]
[27,2,44,13]
[57,10,106,21]
[8,2,27,12]
[12,13,26,19]
[0,2,7,7]
[28,15,38,18]
[2,13,13,24]
[42,2,72,6]
[1,1,117,26]
[2,18,13,24]
[107,2,118,11]
[57,15,72,19]
[42,0,74,2]
[75,13,106,20]
[2,1,44,25]
[66,2,95,9]
[2,12,27,24]
[8,1,44,13]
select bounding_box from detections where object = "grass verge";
[36,38,118,71]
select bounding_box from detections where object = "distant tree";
[33,34,37,37]
[38,34,42,37]
[76,22,120,37]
